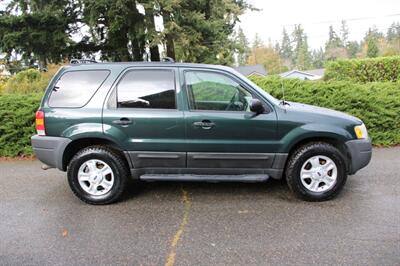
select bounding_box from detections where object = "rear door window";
[48,70,110,108]
[116,70,176,109]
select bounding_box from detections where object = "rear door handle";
[193,120,215,129]
[112,117,132,126]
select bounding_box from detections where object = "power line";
[283,13,400,27]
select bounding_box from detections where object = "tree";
[0,0,78,67]
[347,41,360,58]
[234,27,250,66]
[311,48,325,68]
[165,0,250,64]
[362,27,383,58]
[292,24,311,70]
[325,25,347,60]
[279,28,293,67]
[247,44,287,74]
[252,33,264,48]
[340,20,349,47]
[367,38,379,57]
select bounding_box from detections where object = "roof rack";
[161,57,175,63]
[70,59,98,65]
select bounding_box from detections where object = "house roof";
[280,68,324,80]
[234,64,267,77]
[304,68,325,76]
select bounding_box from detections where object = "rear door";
[182,68,278,169]
[102,67,186,168]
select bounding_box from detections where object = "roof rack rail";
[161,57,175,63]
[70,59,98,65]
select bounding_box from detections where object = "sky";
[239,0,400,49]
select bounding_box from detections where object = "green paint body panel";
[36,62,366,176]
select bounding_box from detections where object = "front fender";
[279,123,353,153]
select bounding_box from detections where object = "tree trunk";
[145,7,161,61]
[162,11,175,60]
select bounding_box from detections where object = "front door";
[182,69,277,169]
[103,68,186,168]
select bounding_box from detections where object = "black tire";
[285,142,347,201]
[67,145,129,205]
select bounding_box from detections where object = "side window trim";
[112,68,178,110]
[47,69,110,109]
[183,69,271,113]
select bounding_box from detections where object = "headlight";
[354,123,368,139]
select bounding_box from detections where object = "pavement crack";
[165,187,191,266]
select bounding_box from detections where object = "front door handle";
[193,120,215,129]
[112,117,132,126]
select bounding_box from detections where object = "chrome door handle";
[193,120,215,129]
[112,118,132,126]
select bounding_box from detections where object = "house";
[280,68,324,80]
[234,64,268,77]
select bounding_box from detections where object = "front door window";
[185,71,253,112]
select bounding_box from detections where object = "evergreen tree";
[326,25,342,49]
[367,38,379,57]
[292,24,311,70]
[0,0,78,67]
[311,48,325,68]
[252,33,264,48]
[234,27,250,66]
[340,20,349,46]
[325,25,347,60]
[280,28,293,66]
[347,41,360,58]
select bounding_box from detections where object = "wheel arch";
[284,136,351,175]
[61,137,129,171]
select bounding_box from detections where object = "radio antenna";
[278,48,287,106]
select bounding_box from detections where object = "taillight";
[35,110,46,136]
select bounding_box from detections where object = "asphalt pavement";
[0,148,399,266]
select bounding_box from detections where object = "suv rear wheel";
[285,142,347,201]
[67,146,129,205]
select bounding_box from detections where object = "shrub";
[251,76,400,146]
[2,64,61,94]
[0,93,42,156]
[324,56,400,82]
[0,76,8,94]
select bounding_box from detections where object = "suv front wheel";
[285,142,347,201]
[67,146,129,205]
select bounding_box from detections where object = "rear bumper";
[345,139,372,175]
[31,135,71,171]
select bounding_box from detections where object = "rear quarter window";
[48,70,110,108]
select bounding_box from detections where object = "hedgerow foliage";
[0,76,399,157]
[0,93,42,156]
[0,65,60,94]
[251,76,400,146]
[324,56,400,82]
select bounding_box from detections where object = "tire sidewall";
[68,149,125,203]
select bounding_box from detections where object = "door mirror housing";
[250,99,265,114]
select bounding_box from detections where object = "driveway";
[0,148,399,266]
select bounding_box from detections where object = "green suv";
[31,59,372,204]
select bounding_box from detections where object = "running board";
[139,174,269,183]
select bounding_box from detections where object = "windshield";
[230,69,280,105]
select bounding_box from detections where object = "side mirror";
[250,99,265,114]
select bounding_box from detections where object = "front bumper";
[345,139,372,175]
[31,135,71,171]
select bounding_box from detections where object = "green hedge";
[0,93,42,156]
[324,56,400,82]
[251,76,400,146]
[0,77,399,157]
